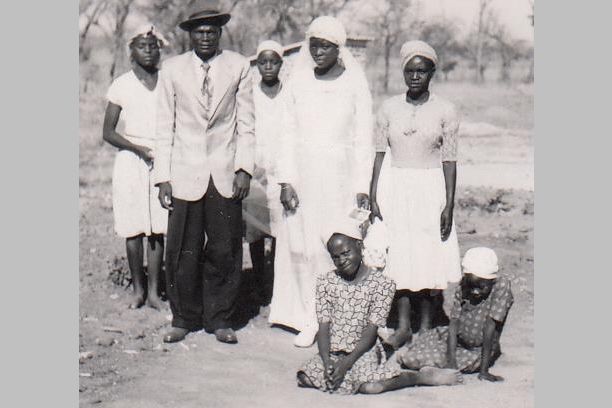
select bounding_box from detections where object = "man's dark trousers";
[164,177,242,332]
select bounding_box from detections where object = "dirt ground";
[79,82,534,408]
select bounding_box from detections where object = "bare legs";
[386,289,442,349]
[359,367,463,394]
[385,290,413,349]
[145,234,165,309]
[297,368,462,394]
[125,233,165,310]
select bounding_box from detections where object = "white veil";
[288,16,371,99]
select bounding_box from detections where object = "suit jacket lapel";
[207,52,234,125]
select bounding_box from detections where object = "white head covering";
[306,15,347,46]
[126,23,169,58]
[256,40,284,59]
[289,16,366,81]
[461,247,499,280]
[400,40,438,69]
[322,218,364,247]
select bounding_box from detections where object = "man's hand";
[232,170,251,202]
[157,182,173,211]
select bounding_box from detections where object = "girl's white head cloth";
[400,40,438,69]
[461,247,499,280]
[322,218,364,246]
[306,15,347,46]
[257,40,284,59]
[127,23,169,48]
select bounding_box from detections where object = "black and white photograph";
[78,0,535,406]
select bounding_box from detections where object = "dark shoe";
[163,327,190,343]
[214,328,238,344]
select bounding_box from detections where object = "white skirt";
[112,149,168,238]
[382,166,461,291]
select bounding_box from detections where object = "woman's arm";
[445,318,459,369]
[102,102,153,163]
[329,323,378,388]
[369,151,386,221]
[317,321,333,385]
[352,76,374,206]
[478,318,504,382]
[440,160,457,241]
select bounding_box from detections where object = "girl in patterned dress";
[369,40,462,349]
[398,247,514,382]
[297,221,463,394]
[102,25,169,310]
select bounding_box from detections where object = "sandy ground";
[79,83,534,407]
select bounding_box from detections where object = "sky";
[421,0,534,42]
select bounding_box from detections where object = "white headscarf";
[400,40,438,69]
[461,247,499,280]
[126,23,169,57]
[289,15,367,84]
[321,217,364,246]
[256,40,284,59]
[306,15,347,47]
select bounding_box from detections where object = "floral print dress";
[398,276,514,372]
[299,268,399,394]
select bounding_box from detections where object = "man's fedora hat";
[178,0,231,31]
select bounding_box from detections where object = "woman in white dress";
[369,41,462,349]
[102,25,169,310]
[242,40,286,306]
[272,16,374,347]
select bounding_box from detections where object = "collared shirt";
[190,49,222,86]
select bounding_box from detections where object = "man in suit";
[154,1,254,344]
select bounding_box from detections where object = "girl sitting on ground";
[397,247,513,382]
[297,220,462,394]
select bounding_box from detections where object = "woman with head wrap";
[242,40,286,306]
[397,247,514,382]
[369,40,462,349]
[296,219,463,394]
[271,16,374,347]
[102,24,169,310]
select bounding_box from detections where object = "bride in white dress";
[271,16,374,347]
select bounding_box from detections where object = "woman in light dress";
[102,25,169,310]
[370,40,462,349]
[271,16,374,347]
[242,40,286,306]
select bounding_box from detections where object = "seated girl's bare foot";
[384,329,412,350]
[296,371,315,388]
[418,367,463,386]
[359,381,385,394]
[128,293,145,309]
[146,295,165,311]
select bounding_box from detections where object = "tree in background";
[79,0,109,62]
[418,19,464,81]
[487,16,528,83]
[367,0,420,93]
[473,0,492,83]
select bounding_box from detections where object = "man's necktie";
[201,62,212,119]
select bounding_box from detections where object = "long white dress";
[269,67,374,332]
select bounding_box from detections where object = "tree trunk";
[383,37,391,93]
